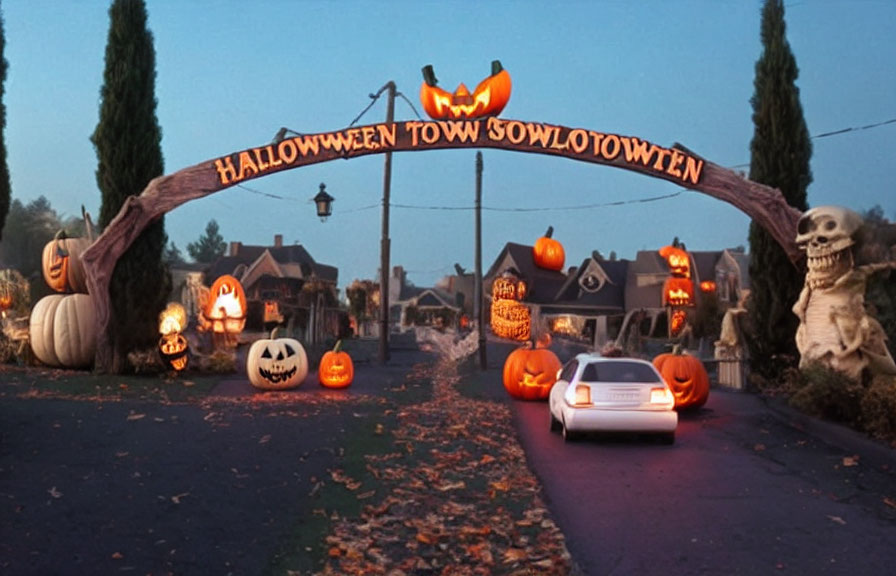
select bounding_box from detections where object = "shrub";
[860,374,896,445]
[789,362,865,426]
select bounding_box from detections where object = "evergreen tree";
[744,0,813,380]
[187,219,226,264]
[0,7,10,241]
[91,0,170,372]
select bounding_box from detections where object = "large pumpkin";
[318,340,354,389]
[246,331,308,390]
[41,231,91,294]
[420,60,512,120]
[502,335,562,401]
[533,226,565,271]
[652,348,709,409]
[29,293,97,368]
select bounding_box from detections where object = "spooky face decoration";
[420,60,512,120]
[205,275,247,335]
[318,340,354,389]
[42,231,91,294]
[793,206,896,380]
[653,347,709,409]
[659,245,691,278]
[502,335,562,401]
[663,277,694,307]
[158,302,189,371]
[247,332,308,390]
[490,272,531,341]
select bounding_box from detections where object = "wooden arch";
[81,117,802,371]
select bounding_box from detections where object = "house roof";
[689,250,722,285]
[207,243,338,285]
[551,256,628,313]
[485,242,568,304]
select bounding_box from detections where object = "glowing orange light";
[700,281,717,293]
[663,277,694,307]
[420,60,512,120]
[670,309,688,337]
[659,245,691,278]
[205,275,247,335]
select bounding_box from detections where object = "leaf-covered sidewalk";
[314,358,573,575]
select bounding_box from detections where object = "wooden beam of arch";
[81,117,802,372]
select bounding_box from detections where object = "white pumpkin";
[246,335,308,390]
[29,294,96,368]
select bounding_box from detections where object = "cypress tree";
[0,6,10,241]
[92,0,170,372]
[745,0,812,381]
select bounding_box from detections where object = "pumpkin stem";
[491,60,504,75]
[671,343,683,355]
[333,339,343,354]
[421,64,438,87]
[270,326,281,339]
[544,226,554,238]
[81,205,95,243]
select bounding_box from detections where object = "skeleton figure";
[792,206,896,381]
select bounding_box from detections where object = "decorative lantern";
[420,60,512,120]
[318,340,354,389]
[659,245,691,278]
[653,346,709,409]
[669,309,688,338]
[533,226,565,271]
[158,302,189,371]
[314,183,334,222]
[502,334,562,401]
[490,272,530,341]
[205,274,247,336]
[246,329,309,390]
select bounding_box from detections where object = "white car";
[549,353,678,443]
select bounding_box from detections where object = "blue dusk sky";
[3,0,894,288]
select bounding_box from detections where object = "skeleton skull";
[796,206,863,290]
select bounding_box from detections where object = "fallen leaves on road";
[315,358,572,575]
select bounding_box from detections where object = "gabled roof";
[414,288,458,310]
[552,257,628,312]
[485,242,568,304]
[689,251,722,285]
[207,242,337,285]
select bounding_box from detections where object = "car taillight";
[574,385,592,406]
[650,387,673,405]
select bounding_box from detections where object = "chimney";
[274,234,283,247]
[229,242,240,256]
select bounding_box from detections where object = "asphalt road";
[512,387,896,575]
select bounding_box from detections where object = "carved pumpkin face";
[247,335,308,390]
[42,231,91,293]
[159,334,189,371]
[659,245,690,278]
[502,340,562,401]
[533,226,565,271]
[206,275,247,334]
[653,349,709,409]
[420,60,512,120]
[663,277,694,307]
[318,340,354,389]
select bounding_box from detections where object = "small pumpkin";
[246,329,308,390]
[41,230,91,293]
[159,333,189,371]
[420,60,512,120]
[29,293,96,368]
[652,346,709,409]
[318,339,354,389]
[502,334,562,401]
[533,226,565,271]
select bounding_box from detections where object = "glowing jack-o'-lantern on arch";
[490,271,531,341]
[158,302,189,371]
[204,275,247,336]
[420,60,512,120]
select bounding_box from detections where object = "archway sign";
[82,83,802,373]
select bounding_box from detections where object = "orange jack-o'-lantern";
[159,334,189,371]
[533,226,565,271]
[420,60,512,120]
[653,347,709,409]
[318,340,354,389]
[205,275,247,334]
[490,271,530,341]
[663,277,694,307]
[502,335,562,401]
[42,231,91,293]
[659,245,691,278]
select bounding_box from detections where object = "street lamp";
[314,183,334,221]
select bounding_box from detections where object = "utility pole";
[379,81,396,364]
[475,151,487,370]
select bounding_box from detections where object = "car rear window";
[580,362,661,383]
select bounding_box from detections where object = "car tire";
[562,420,577,442]
[549,409,561,432]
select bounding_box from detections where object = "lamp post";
[314,183,334,221]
